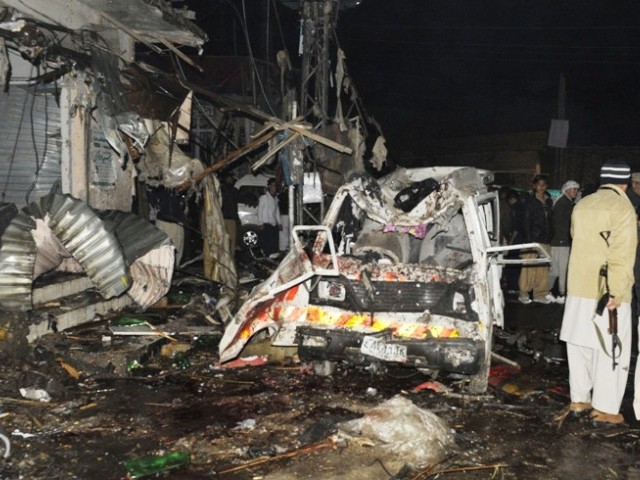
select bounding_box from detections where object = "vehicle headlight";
[453,292,466,313]
[318,280,346,302]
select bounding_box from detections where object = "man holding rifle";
[560,160,637,426]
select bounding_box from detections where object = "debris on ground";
[0,258,638,479]
[338,395,455,469]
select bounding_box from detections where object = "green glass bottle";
[112,316,146,327]
[123,451,190,478]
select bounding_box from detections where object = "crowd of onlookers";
[499,176,581,304]
[500,161,640,427]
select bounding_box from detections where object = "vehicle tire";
[240,226,261,249]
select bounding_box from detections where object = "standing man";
[627,173,640,424]
[220,173,241,259]
[560,160,636,426]
[625,173,640,310]
[518,175,555,304]
[548,180,580,304]
[258,177,282,256]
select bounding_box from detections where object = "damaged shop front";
[0,0,243,357]
[0,0,364,359]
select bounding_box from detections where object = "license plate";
[360,336,407,362]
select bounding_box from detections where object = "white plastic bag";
[339,395,454,468]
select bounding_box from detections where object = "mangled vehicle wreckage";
[219,167,547,392]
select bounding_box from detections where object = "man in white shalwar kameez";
[560,160,637,426]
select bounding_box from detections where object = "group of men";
[522,160,640,427]
[516,175,580,305]
[512,160,640,426]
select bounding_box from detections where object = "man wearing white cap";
[549,180,580,304]
[559,160,636,426]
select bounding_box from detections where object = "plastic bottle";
[123,450,190,478]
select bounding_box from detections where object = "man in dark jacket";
[519,175,555,304]
[548,180,580,303]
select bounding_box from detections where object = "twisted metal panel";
[37,194,130,298]
[0,209,37,311]
[100,211,175,309]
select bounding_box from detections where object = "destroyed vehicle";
[236,172,323,249]
[219,167,547,392]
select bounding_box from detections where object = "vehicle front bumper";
[296,326,485,374]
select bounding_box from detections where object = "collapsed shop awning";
[0,193,175,312]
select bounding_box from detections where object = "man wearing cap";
[559,160,636,426]
[548,180,580,304]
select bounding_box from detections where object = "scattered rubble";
[0,278,639,479]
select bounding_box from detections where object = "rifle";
[596,264,619,370]
[608,306,618,370]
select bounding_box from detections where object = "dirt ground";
[1,283,640,480]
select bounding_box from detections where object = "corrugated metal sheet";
[100,211,175,309]
[0,86,62,207]
[31,218,72,278]
[0,196,174,312]
[34,194,130,298]
[99,210,173,260]
[128,246,175,309]
[0,210,37,311]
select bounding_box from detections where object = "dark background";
[180,0,640,159]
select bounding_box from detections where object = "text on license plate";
[360,336,408,362]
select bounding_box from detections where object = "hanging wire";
[228,0,275,115]
[270,0,292,61]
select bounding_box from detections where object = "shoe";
[555,295,565,304]
[590,409,625,427]
[533,293,556,304]
[554,402,592,423]
[569,402,592,416]
[518,295,532,304]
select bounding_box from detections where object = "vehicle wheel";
[241,227,261,249]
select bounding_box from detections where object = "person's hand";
[606,295,620,310]
[278,224,283,231]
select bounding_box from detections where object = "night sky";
[182,1,640,158]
